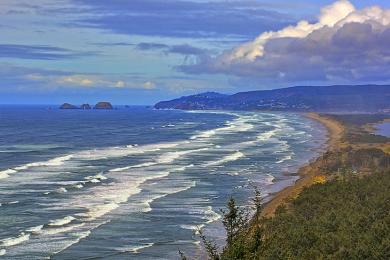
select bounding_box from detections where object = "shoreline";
[261,112,345,217]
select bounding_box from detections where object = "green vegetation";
[189,168,390,260]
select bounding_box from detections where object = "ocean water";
[0,106,327,259]
[376,122,390,137]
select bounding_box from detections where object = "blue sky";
[1,0,389,104]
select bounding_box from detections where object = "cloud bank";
[0,44,94,60]
[182,0,390,83]
[72,0,293,38]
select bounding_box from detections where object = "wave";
[264,174,275,185]
[157,148,207,164]
[76,202,120,221]
[51,230,91,256]
[142,179,196,213]
[38,223,85,236]
[84,173,108,184]
[14,155,73,171]
[71,162,197,222]
[73,184,84,189]
[182,206,221,234]
[0,169,17,179]
[109,148,202,173]
[0,232,30,247]
[48,216,75,227]
[0,144,63,153]
[56,187,68,193]
[204,206,221,224]
[109,162,157,172]
[0,155,73,180]
[257,129,278,141]
[180,224,204,234]
[206,151,245,166]
[75,142,182,161]
[190,113,254,140]
[276,154,293,164]
[116,243,154,254]
[26,225,44,233]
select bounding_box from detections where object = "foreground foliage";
[188,169,389,260]
[257,170,390,259]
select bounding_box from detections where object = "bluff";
[155,85,390,112]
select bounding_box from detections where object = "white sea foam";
[257,129,278,141]
[76,203,120,221]
[56,187,68,193]
[157,148,209,164]
[0,169,16,179]
[75,142,181,160]
[182,206,221,234]
[39,223,85,235]
[14,155,73,171]
[26,225,44,233]
[142,180,196,212]
[116,243,154,254]
[0,232,30,247]
[73,184,84,189]
[206,151,245,166]
[109,148,201,173]
[71,160,197,222]
[264,174,275,185]
[0,249,5,256]
[84,173,107,184]
[190,113,255,140]
[0,155,72,180]
[51,230,91,256]
[276,154,293,164]
[204,206,221,224]
[180,224,204,234]
[109,162,157,172]
[48,216,75,227]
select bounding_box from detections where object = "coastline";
[261,112,345,217]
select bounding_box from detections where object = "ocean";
[375,122,390,137]
[0,106,327,259]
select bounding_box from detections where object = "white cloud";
[224,0,356,62]
[143,81,156,89]
[185,0,390,83]
[26,73,157,90]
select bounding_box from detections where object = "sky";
[1,0,390,105]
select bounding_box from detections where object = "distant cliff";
[155,85,390,113]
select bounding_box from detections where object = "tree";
[198,228,220,260]
[221,196,248,245]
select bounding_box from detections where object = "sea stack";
[59,103,79,109]
[81,104,91,110]
[94,102,113,110]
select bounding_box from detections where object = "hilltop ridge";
[155,85,390,113]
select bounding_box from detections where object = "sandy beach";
[261,112,345,217]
